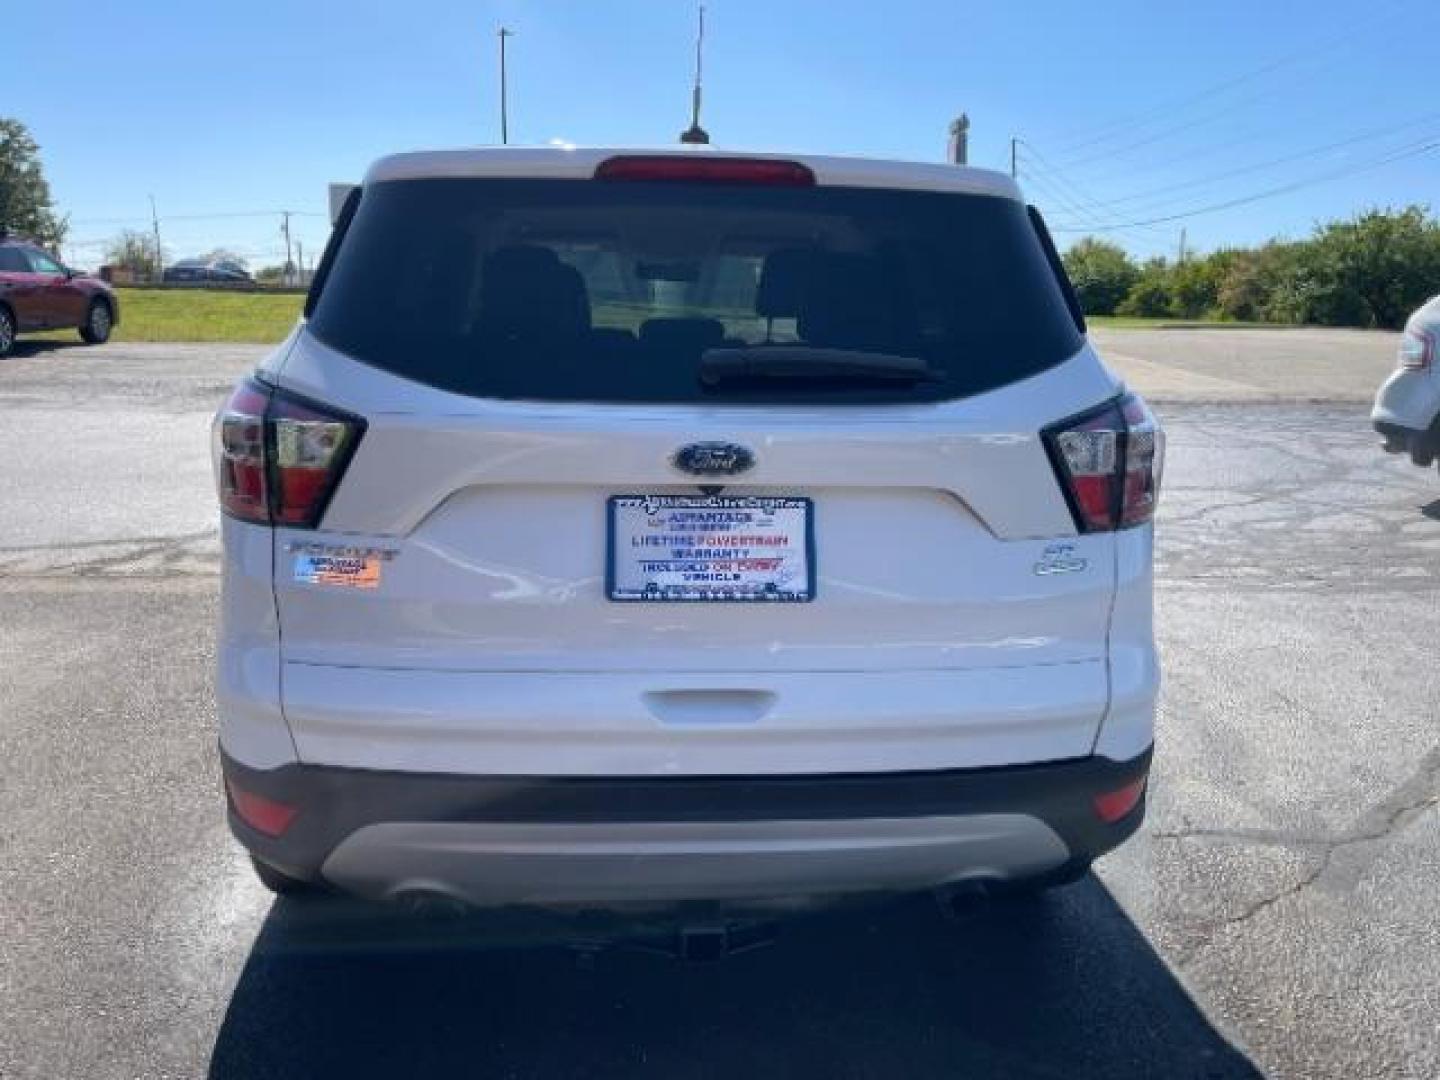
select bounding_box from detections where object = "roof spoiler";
[328,183,358,226]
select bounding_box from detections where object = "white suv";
[213,148,1162,912]
[1373,295,1440,475]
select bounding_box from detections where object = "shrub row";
[1061,206,1440,328]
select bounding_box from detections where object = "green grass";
[106,288,305,342]
[27,288,1273,345]
[28,287,305,344]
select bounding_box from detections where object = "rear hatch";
[263,157,1127,774]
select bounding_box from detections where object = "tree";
[0,119,66,246]
[1288,207,1440,328]
[1062,238,1139,316]
[1215,243,1304,323]
[1117,258,1175,318]
[1162,249,1246,319]
[104,229,160,279]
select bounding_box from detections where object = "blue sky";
[6,0,1439,268]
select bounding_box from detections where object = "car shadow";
[208,877,1259,1079]
[7,337,86,358]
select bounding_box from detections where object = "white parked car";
[212,148,1162,916]
[1373,295,1440,473]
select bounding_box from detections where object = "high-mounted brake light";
[1043,392,1164,533]
[212,378,364,529]
[594,155,816,186]
[1398,327,1434,371]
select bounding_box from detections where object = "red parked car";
[0,234,119,356]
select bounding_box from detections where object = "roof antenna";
[679,4,710,144]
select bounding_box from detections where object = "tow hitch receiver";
[571,920,780,967]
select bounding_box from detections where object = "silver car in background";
[1373,295,1440,475]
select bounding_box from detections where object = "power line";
[1017,168,1171,245]
[1043,1,1408,159]
[1048,136,1440,233]
[69,209,325,226]
[1014,140,1173,237]
[1020,111,1440,220]
[1049,52,1422,174]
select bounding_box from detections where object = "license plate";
[607,495,815,602]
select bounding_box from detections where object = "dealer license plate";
[607,495,815,602]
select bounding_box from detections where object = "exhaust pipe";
[933,880,996,923]
[393,887,469,919]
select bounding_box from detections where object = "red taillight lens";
[1119,395,1163,527]
[594,155,816,186]
[1398,328,1434,371]
[213,381,271,525]
[226,779,299,837]
[212,378,363,529]
[269,394,361,526]
[1044,393,1164,533]
[1093,773,1148,824]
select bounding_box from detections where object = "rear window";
[308,176,1083,404]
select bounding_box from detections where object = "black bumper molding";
[223,747,1153,884]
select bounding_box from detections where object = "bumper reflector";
[1093,774,1148,824]
[227,780,299,837]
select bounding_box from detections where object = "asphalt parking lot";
[2,333,1438,1079]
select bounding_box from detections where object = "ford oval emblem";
[672,441,755,477]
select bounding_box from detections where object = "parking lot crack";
[1167,746,1440,966]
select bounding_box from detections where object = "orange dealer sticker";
[293,554,382,589]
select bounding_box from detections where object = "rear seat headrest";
[756,248,818,319]
[479,245,591,341]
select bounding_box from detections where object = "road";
[1090,326,1401,403]
[2,335,1438,1079]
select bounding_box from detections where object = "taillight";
[1398,327,1434,371]
[594,155,816,186]
[214,381,271,524]
[269,393,361,526]
[226,779,299,837]
[1043,392,1164,533]
[212,378,364,529]
[1093,773,1148,824]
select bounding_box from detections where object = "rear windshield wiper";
[699,346,941,388]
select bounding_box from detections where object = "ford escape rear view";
[213,147,1162,910]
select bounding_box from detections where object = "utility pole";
[296,240,304,286]
[679,4,709,144]
[1010,137,1019,179]
[280,211,294,285]
[498,26,514,144]
[148,195,163,283]
[1178,227,1187,265]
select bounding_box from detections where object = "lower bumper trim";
[223,748,1151,904]
[321,814,1071,908]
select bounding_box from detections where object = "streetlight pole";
[498,26,514,145]
[148,195,163,283]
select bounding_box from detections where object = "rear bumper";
[1374,416,1440,465]
[1372,367,1440,458]
[223,747,1151,908]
